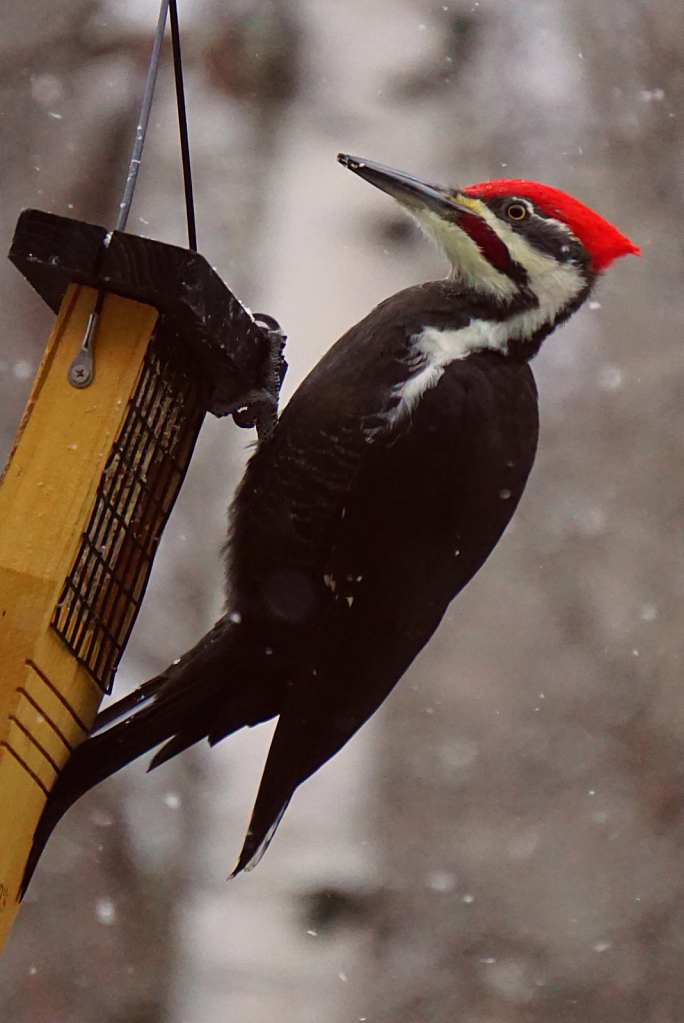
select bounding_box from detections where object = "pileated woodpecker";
[22,155,639,892]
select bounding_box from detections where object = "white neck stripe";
[390,266,585,424]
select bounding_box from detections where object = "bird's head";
[338,154,640,336]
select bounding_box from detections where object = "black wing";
[233,352,539,872]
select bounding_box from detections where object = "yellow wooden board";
[0,284,158,948]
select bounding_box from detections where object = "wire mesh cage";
[51,333,205,693]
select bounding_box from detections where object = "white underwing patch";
[393,321,508,420]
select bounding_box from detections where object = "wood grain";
[0,285,157,948]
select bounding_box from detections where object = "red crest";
[464,180,641,273]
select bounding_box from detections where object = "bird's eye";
[506,203,528,222]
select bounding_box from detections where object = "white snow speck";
[463,893,474,903]
[440,736,478,770]
[31,74,63,105]
[13,361,32,380]
[597,365,622,391]
[572,504,606,536]
[485,959,532,1001]
[640,604,657,621]
[588,300,602,310]
[426,870,456,892]
[29,966,37,976]
[90,809,113,827]
[230,611,242,624]
[95,897,116,925]
[338,971,348,982]
[48,111,63,120]
[507,831,539,860]
[164,793,180,809]
[499,489,511,500]
[639,88,664,102]
[594,940,611,952]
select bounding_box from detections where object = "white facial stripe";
[406,194,586,327]
[506,259,584,339]
[472,201,586,332]
[403,205,518,299]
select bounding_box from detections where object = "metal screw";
[68,360,93,388]
[71,366,89,384]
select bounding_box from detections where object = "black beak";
[337,153,464,216]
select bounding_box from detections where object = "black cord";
[169,0,197,251]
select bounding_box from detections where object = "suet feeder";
[0,0,284,950]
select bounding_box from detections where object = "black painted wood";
[8,209,271,415]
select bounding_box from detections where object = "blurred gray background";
[0,0,682,1020]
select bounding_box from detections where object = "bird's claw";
[230,314,287,442]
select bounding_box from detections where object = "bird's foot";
[230,314,287,442]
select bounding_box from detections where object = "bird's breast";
[371,352,539,554]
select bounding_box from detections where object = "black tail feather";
[92,672,169,733]
[148,720,213,770]
[20,697,185,898]
[231,796,291,877]
[20,620,289,896]
[229,717,301,877]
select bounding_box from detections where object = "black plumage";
[22,280,538,889]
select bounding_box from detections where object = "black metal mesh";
[52,333,205,692]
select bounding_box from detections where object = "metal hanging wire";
[69,0,197,387]
[116,0,171,233]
